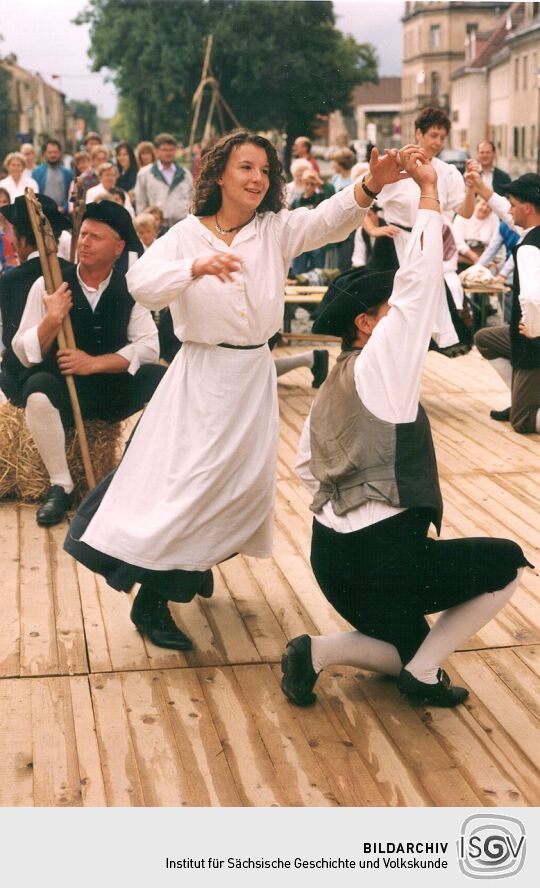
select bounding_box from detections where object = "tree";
[77,0,378,146]
[68,98,99,132]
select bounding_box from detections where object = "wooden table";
[462,283,510,329]
[283,285,327,333]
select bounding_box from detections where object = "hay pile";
[0,403,124,503]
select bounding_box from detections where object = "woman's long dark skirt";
[310,508,532,664]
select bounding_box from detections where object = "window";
[521,127,526,158]
[431,71,441,99]
[513,127,519,157]
[430,25,441,49]
[531,126,536,158]
[466,23,478,61]
[523,55,528,90]
[514,57,520,90]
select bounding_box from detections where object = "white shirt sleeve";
[487,193,514,228]
[11,276,47,367]
[355,209,443,424]
[277,185,366,266]
[116,303,159,374]
[516,244,540,337]
[451,214,470,254]
[294,413,320,496]
[477,227,503,267]
[126,226,194,310]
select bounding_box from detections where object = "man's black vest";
[42,266,134,377]
[510,226,540,369]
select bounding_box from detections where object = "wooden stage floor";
[0,345,538,807]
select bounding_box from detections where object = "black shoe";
[281,634,319,706]
[130,597,193,651]
[36,485,72,527]
[198,570,214,598]
[397,667,469,708]
[436,342,472,358]
[311,349,329,388]
[490,407,511,422]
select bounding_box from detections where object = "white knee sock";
[405,570,522,684]
[489,357,512,389]
[536,409,540,434]
[274,351,314,377]
[311,630,402,677]
[26,393,74,493]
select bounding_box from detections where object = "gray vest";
[309,349,443,532]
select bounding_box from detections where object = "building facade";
[1,57,75,153]
[401,1,511,142]
[326,77,402,152]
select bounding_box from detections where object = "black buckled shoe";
[130,597,193,651]
[197,570,214,598]
[36,485,73,527]
[490,406,511,422]
[281,634,319,706]
[311,350,329,388]
[397,667,469,708]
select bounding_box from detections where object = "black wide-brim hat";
[83,200,142,252]
[312,268,396,336]
[501,173,540,205]
[0,193,72,231]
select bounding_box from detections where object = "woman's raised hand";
[192,253,242,282]
[369,144,428,190]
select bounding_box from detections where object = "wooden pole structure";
[24,188,96,489]
[188,34,242,150]
[69,176,86,264]
[189,35,213,150]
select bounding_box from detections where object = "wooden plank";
[89,673,145,805]
[198,665,289,806]
[0,679,33,805]
[161,669,242,806]
[268,663,390,806]
[68,676,107,806]
[218,557,287,662]
[48,524,88,675]
[30,677,83,806]
[0,504,20,676]
[196,568,261,665]
[76,563,113,674]
[480,648,540,722]
[324,669,481,806]
[233,663,339,806]
[19,507,58,676]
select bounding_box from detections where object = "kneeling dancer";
[281,155,531,708]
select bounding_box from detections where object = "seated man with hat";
[0,194,73,405]
[281,154,530,710]
[12,200,166,526]
[467,172,540,435]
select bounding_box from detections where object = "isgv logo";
[458,814,526,879]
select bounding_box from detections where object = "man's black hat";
[312,269,395,336]
[83,200,142,251]
[0,193,72,231]
[501,173,540,205]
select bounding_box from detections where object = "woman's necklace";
[214,211,256,235]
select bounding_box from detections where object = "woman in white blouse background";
[65,131,423,653]
[0,151,38,202]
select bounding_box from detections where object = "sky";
[0,0,405,119]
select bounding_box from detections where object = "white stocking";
[26,393,74,493]
[274,351,314,377]
[405,571,522,684]
[311,630,402,677]
[489,357,512,389]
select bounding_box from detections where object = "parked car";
[438,148,468,173]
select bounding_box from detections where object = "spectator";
[115,141,138,195]
[1,151,38,201]
[134,133,193,229]
[81,145,110,193]
[83,131,102,153]
[452,198,499,267]
[20,143,37,174]
[135,141,156,169]
[329,148,357,270]
[290,170,328,274]
[476,141,511,196]
[73,151,91,177]
[292,136,320,173]
[284,159,312,207]
[147,205,168,238]
[134,212,159,250]
[0,186,18,274]
[86,163,135,218]
[33,140,74,212]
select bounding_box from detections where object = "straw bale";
[0,403,124,503]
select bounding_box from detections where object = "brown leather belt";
[217,343,266,349]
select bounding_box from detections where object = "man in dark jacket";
[32,140,74,213]
[0,195,73,403]
[11,200,166,526]
[476,141,511,196]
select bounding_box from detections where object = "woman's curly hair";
[192,130,285,216]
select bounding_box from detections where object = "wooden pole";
[69,176,86,264]
[24,188,96,489]
[189,35,213,150]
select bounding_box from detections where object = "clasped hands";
[368,144,436,191]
